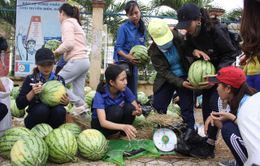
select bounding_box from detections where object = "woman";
[54,3,90,113]
[16,48,69,129]
[204,66,258,166]
[113,1,146,97]
[175,3,239,158]
[240,0,260,92]
[147,19,199,143]
[91,65,142,139]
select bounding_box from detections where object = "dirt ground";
[0,109,233,166]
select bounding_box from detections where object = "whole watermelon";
[40,80,66,107]
[45,128,78,163]
[85,90,96,108]
[188,60,216,87]
[59,123,81,137]
[137,91,149,105]
[10,99,25,118]
[10,135,48,166]
[84,86,92,94]
[130,45,150,67]
[77,129,108,160]
[0,127,34,159]
[10,86,20,99]
[31,123,53,138]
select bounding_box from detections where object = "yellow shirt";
[243,56,260,75]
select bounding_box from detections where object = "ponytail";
[59,3,81,25]
[96,80,106,94]
[72,6,81,25]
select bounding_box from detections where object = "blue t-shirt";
[92,85,136,119]
[113,20,146,62]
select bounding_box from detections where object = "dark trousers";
[221,121,248,166]
[91,103,135,137]
[127,65,138,97]
[152,81,195,129]
[201,86,219,140]
[25,103,66,129]
[0,102,8,121]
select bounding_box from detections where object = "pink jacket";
[55,18,89,61]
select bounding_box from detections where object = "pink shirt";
[55,18,89,61]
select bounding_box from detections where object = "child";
[16,48,69,129]
[91,65,142,139]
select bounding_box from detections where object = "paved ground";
[0,109,233,166]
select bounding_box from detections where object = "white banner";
[15,0,65,77]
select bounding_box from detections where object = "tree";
[224,8,242,22]
[0,0,16,27]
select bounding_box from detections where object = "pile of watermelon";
[130,45,150,67]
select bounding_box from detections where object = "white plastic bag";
[0,77,13,136]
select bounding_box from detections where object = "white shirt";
[238,92,260,165]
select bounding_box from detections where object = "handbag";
[117,61,132,76]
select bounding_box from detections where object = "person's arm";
[213,26,238,70]
[54,20,75,55]
[124,87,142,116]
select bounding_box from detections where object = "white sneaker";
[72,104,89,116]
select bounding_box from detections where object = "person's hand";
[132,104,142,116]
[60,93,69,105]
[197,82,215,90]
[122,124,137,140]
[31,82,43,95]
[204,116,214,135]
[182,81,195,90]
[193,49,210,61]
[211,111,236,122]
[127,53,139,65]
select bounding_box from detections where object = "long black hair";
[59,3,81,25]
[125,1,145,35]
[96,65,125,93]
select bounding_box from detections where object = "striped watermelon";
[39,80,66,107]
[10,99,25,118]
[130,45,150,67]
[31,123,53,138]
[10,135,48,166]
[77,129,108,160]
[0,127,34,159]
[45,128,78,163]
[188,60,216,87]
[85,90,96,107]
[59,123,81,137]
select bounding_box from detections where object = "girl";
[16,48,69,129]
[205,66,258,166]
[54,3,90,114]
[175,3,239,158]
[91,65,142,140]
[113,1,146,97]
[240,0,260,92]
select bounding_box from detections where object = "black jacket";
[148,29,193,93]
[185,23,238,70]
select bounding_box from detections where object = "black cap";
[35,48,55,65]
[176,3,201,29]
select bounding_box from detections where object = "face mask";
[191,24,201,37]
[158,41,173,53]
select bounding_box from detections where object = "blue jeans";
[221,121,248,166]
[152,80,195,129]
[247,74,260,92]
[25,103,66,129]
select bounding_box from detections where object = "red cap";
[216,66,246,88]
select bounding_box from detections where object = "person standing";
[54,3,90,113]
[176,3,238,158]
[113,1,146,97]
[240,0,260,92]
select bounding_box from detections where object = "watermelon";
[45,128,78,163]
[10,135,48,166]
[39,80,66,107]
[84,86,92,94]
[167,102,181,117]
[77,129,108,160]
[188,60,216,87]
[10,99,25,118]
[85,90,96,108]
[59,123,81,137]
[0,127,34,159]
[31,123,53,138]
[10,86,20,99]
[137,91,149,105]
[130,45,150,67]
